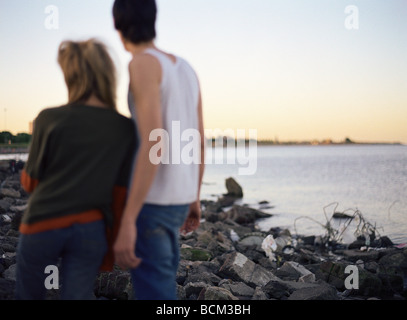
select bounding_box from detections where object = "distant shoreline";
[256,142,405,146]
[207,139,405,147]
[0,147,29,155]
[0,141,405,155]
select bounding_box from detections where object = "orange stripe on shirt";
[20,169,39,193]
[19,209,104,235]
[99,185,128,272]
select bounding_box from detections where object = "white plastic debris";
[363,231,371,246]
[230,229,240,242]
[1,214,11,223]
[261,235,277,261]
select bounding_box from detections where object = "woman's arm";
[20,112,48,192]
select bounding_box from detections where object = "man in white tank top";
[112,0,205,300]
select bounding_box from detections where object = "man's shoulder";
[129,53,160,70]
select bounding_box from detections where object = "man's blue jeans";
[15,220,107,300]
[130,203,189,300]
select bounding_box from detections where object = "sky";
[0,0,406,144]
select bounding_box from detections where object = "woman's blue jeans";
[15,220,107,300]
[130,203,189,300]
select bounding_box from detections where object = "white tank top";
[128,48,201,205]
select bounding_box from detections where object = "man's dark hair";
[113,0,157,44]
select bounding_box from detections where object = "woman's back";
[22,103,135,227]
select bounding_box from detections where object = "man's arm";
[113,53,162,269]
[180,89,205,234]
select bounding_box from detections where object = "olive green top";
[22,103,136,227]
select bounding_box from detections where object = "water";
[3,146,406,243]
[202,144,407,244]
[0,154,28,161]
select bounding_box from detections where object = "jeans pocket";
[138,224,174,261]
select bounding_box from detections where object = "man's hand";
[113,220,142,270]
[180,200,201,235]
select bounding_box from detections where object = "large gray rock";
[288,283,339,300]
[225,177,243,198]
[377,250,407,295]
[184,281,210,298]
[342,249,380,262]
[184,272,222,288]
[3,263,17,281]
[262,280,291,299]
[0,198,14,213]
[263,279,327,300]
[275,261,315,282]
[0,188,21,199]
[195,230,234,257]
[218,252,281,288]
[219,205,271,225]
[0,235,19,253]
[0,278,15,300]
[379,250,407,270]
[251,286,269,300]
[94,270,133,300]
[180,246,213,262]
[219,280,255,298]
[198,286,239,300]
[318,261,383,296]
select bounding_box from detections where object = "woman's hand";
[113,220,142,270]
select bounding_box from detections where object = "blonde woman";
[15,39,136,300]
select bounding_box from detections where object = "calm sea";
[3,145,406,244]
[201,144,407,244]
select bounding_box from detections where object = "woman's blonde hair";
[58,39,117,110]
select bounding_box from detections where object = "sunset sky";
[0,0,406,143]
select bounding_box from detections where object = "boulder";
[0,188,21,199]
[262,280,291,299]
[3,263,17,281]
[198,286,239,300]
[220,281,255,298]
[225,177,243,198]
[180,246,213,262]
[0,278,15,300]
[288,283,339,300]
[218,252,281,288]
[0,198,14,213]
[377,250,407,296]
[0,235,19,253]
[379,251,407,270]
[184,281,210,298]
[251,286,269,300]
[219,205,271,225]
[318,261,383,296]
[217,195,238,208]
[184,272,222,287]
[94,270,133,300]
[342,249,380,262]
[195,230,234,257]
[275,261,315,282]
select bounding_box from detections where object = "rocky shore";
[0,165,406,300]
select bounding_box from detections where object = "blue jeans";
[15,220,107,300]
[130,203,189,300]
